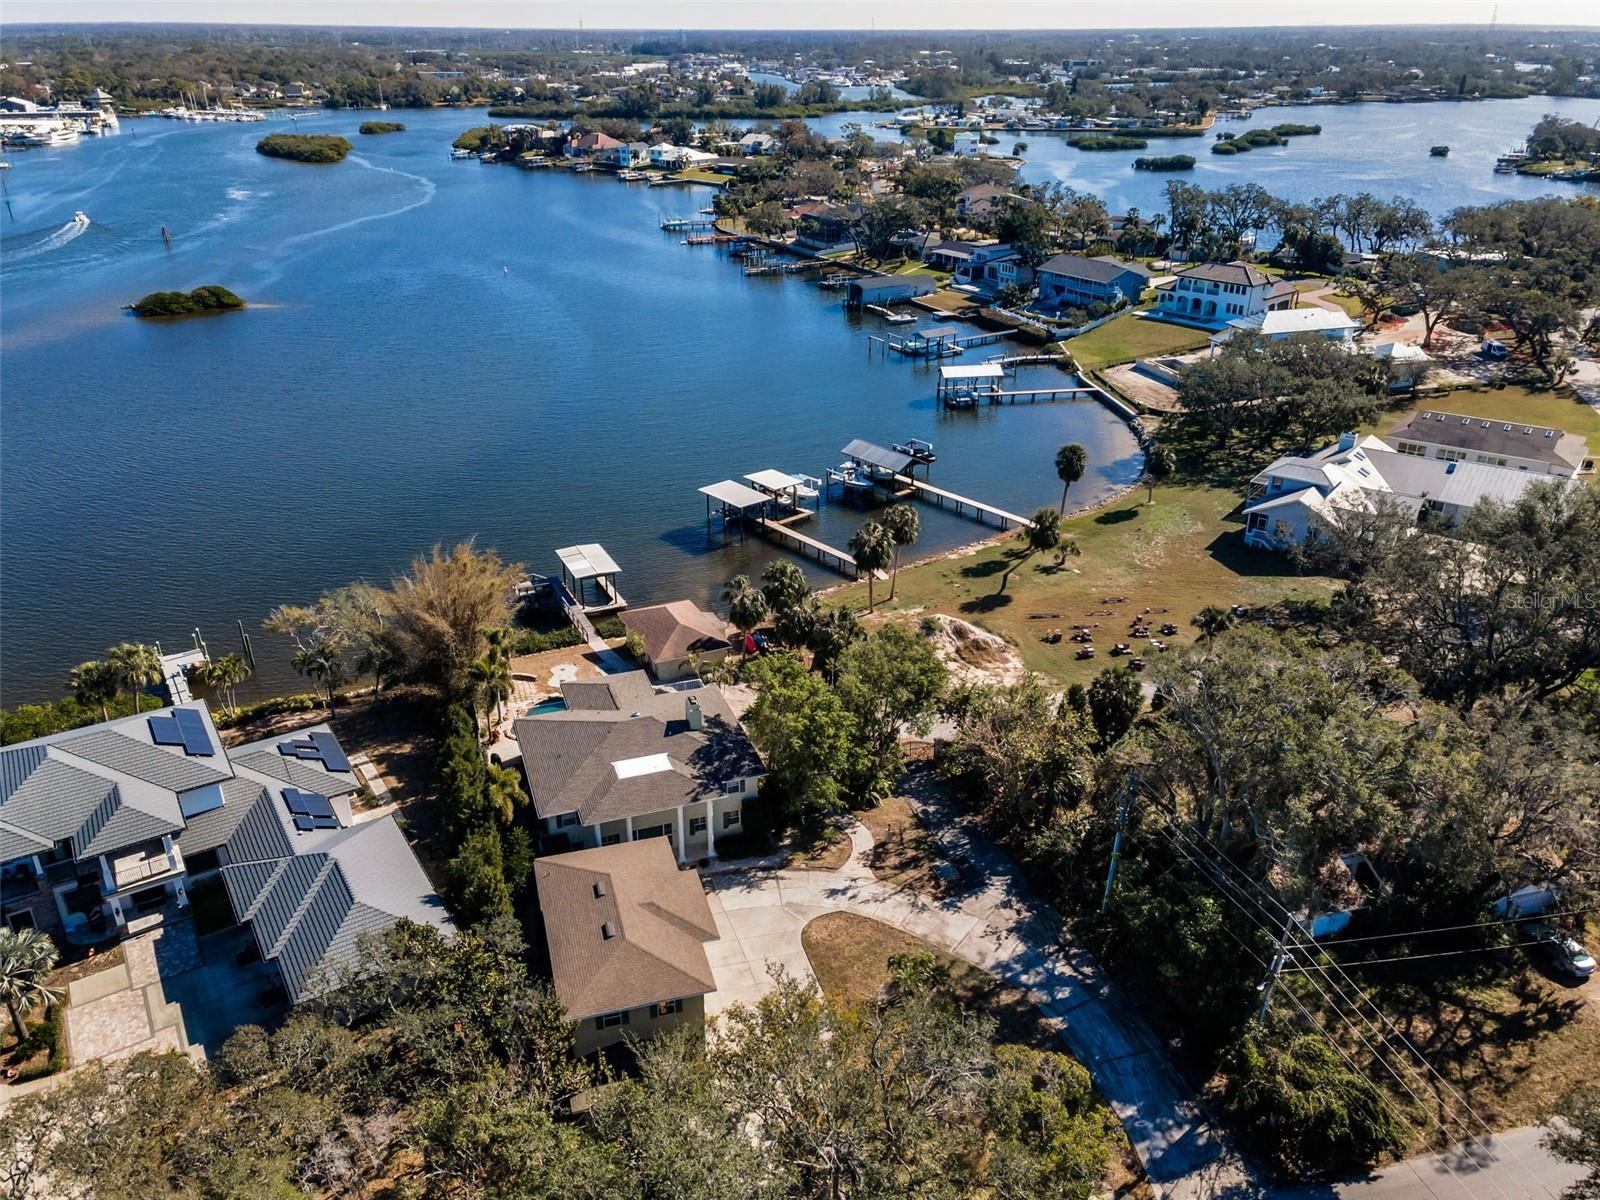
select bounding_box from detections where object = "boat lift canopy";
[939,363,1005,382]
[918,325,960,342]
[699,480,772,510]
[554,543,622,580]
[842,438,914,476]
[744,469,804,494]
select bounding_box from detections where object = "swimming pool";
[524,697,568,717]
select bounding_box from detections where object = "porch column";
[705,795,718,861]
[625,815,634,842]
[676,806,687,865]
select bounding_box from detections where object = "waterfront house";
[535,839,718,1056]
[923,239,1011,274]
[648,142,690,168]
[1242,431,1577,550]
[1220,307,1359,344]
[565,131,624,159]
[0,705,448,1004]
[597,141,651,168]
[1035,254,1151,310]
[1386,410,1592,476]
[952,249,1035,298]
[952,131,984,157]
[795,203,864,251]
[954,183,1022,224]
[620,601,732,682]
[737,131,778,155]
[1154,261,1297,329]
[513,674,764,864]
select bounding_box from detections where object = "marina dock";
[892,474,1034,530]
[837,438,1033,531]
[937,364,1096,408]
[869,325,1010,360]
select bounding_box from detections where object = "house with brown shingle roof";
[535,838,718,1055]
[1153,259,1297,329]
[513,674,763,863]
[620,600,731,681]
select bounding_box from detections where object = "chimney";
[1337,431,1357,452]
[686,695,703,732]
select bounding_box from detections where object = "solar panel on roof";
[282,788,335,819]
[309,815,340,830]
[172,707,214,756]
[293,815,316,832]
[308,732,351,773]
[149,715,185,748]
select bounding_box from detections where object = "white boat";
[73,211,89,226]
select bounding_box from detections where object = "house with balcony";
[513,673,764,865]
[535,838,718,1056]
[1,703,451,1005]
[1152,260,1297,329]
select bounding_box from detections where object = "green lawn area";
[894,261,949,282]
[836,480,1337,688]
[1065,310,1212,371]
[672,168,728,185]
[1389,383,1600,443]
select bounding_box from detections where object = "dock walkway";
[755,517,867,579]
[893,474,1034,530]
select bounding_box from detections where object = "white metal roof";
[555,543,621,579]
[744,469,803,492]
[699,480,772,509]
[939,363,1005,381]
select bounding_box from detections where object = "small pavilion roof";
[699,480,772,509]
[555,543,621,579]
[939,363,1004,381]
[842,439,913,475]
[744,469,803,492]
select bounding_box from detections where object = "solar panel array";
[277,731,352,774]
[148,708,215,757]
[282,787,339,832]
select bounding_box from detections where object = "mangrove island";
[1133,154,1197,171]
[359,121,406,135]
[129,285,246,318]
[255,133,352,163]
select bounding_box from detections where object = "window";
[719,779,743,796]
[595,1010,629,1030]
[1397,442,1426,458]
[1437,449,1466,463]
[633,824,673,842]
[655,999,683,1018]
[1247,513,1268,531]
[555,812,581,829]
[600,833,622,846]
[723,811,741,830]
[689,816,707,835]
[6,910,36,932]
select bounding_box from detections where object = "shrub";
[591,615,627,639]
[10,1006,65,1083]
[2,691,150,743]
[508,625,583,656]
[130,286,245,318]
[359,121,406,135]
[255,133,352,163]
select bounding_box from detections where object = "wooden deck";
[891,475,1034,530]
[755,517,863,578]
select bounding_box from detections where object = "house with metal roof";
[1,702,450,1006]
[620,601,732,682]
[535,838,719,1056]
[1153,260,1297,329]
[1387,410,1592,477]
[1242,430,1580,550]
[513,673,763,864]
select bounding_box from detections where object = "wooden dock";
[872,326,1010,360]
[944,383,1099,408]
[892,474,1034,530]
[755,517,861,578]
[659,216,716,231]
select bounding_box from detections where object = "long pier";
[892,474,1034,530]
[659,216,716,231]
[755,517,861,578]
[870,326,1010,360]
[945,383,1100,408]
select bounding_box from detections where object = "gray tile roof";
[515,684,762,826]
[176,777,268,857]
[560,671,660,713]
[231,750,359,797]
[1038,253,1150,284]
[1389,410,1587,470]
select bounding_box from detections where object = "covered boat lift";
[744,468,821,514]
[937,362,1005,405]
[700,479,775,541]
[554,543,626,614]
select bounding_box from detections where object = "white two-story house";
[1154,260,1297,329]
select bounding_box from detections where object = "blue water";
[0,108,1139,703]
[2,96,1593,703]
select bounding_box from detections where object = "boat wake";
[278,155,436,248]
[1,215,91,263]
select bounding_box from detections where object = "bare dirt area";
[921,612,1026,687]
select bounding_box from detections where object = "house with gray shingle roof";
[512,674,763,864]
[1,703,450,1007]
[1153,259,1297,329]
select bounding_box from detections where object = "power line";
[1316,906,1600,946]
[1281,938,1555,971]
[1154,819,1559,1200]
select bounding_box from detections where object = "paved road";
[1272,1125,1582,1199]
[704,792,1252,1199]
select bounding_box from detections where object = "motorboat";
[73,211,89,227]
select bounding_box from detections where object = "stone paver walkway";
[63,916,200,1069]
[704,788,1252,1200]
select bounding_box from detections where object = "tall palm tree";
[0,927,63,1043]
[1055,443,1087,515]
[291,640,345,713]
[849,521,895,612]
[67,660,118,721]
[106,643,161,715]
[195,653,252,715]
[722,575,769,652]
[468,653,513,738]
[880,504,920,601]
[1192,605,1233,643]
[1141,442,1177,504]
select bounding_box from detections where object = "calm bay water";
[1,96,1593,703]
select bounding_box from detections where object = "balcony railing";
[107,845,182,891]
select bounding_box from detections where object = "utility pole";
[1100,771,1140,912]
[1256,914,1297,1020]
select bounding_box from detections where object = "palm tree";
[1192,605,1233,643]
[106,643,161,715]
[880,504,920,601]
[195,653,251,715]
[1001,508,1063,592]
[723,576,769,653]
[849,521,895,612]
[67,660,118,721]
[1055,444,1087,515]
[1141,443,1177,503]
[468,653,513,739]
[291,639,345,713]
[481,625,514,666]
[0,927,63,1043]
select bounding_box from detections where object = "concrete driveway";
[702,813,1250,1199]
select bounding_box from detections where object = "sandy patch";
[924,613,1025,687]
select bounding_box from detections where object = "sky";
[14,2,1600,29]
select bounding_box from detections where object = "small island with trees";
[1133,153,1196,171]
[1069,134,1148,151]
[358,120,406,135]
[1430,144,1450,156]
[128,285,246,319]
[255,133,352,163]
[1212,123,1321,155]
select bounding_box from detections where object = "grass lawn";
[858,792,952,896]
[1065,310,1212,371]
[1387,382,1600,444]
[893,262,949,282]
[672,168,728,185]
[784,824,853,871]
[834,481,1338,688]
